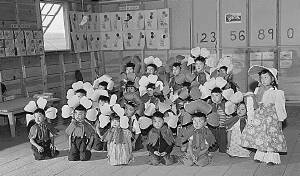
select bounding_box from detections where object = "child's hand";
[154,151,160,156]
[160,152,167,157]
[37,145,44,153]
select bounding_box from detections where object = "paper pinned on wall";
[0,37,5,57]
[110,31,124,50]
[0,30,4,39]
[91,13,100,32]
[144,10,158,30]
[157,28,170,49]
[123,30,145,50]
[100,13,111,32]
[280,51,293,60]
[14,30,26,56]
[123,11,145,30]
[100,32,112,50]
[94,32,101,50]
[71,32,80,53]
[3,30,14,40]
[157,8,169,29]
[35,39,45,55]
[69,11,79,32]
[85,13,93,32]
[24,30,35,55]
[110,12,125,31]
[87,32,101,51]
[262,52,274,60]
[78,33,88,52]
[145,30,159,49]
[250,52,262,61]
[77,12,87,32]
[5,39,15,56]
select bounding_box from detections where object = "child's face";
[260,72,273,87]
[237,103,247,117]
[76,92,85,98]
[111,119,120,128]
[195,61,205,72]
[152,117,164,129]
[219,69,228,78]
[98,85,106,90]
[126,86,135,93]
[125,105,135,117]
[34,112,46,124]
[146,66,155,75]
[99,100,107,106]
[147,88,154,96]
[193,116,206,129]
[172,66,180,76]
[211,92,222,104]
[126,67,134,74]
[74,110,86,122]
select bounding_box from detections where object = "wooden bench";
[0,97,60,137]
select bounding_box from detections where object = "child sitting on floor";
[147,111,175,166]
[28,108,59,160]
[180,112,215,166]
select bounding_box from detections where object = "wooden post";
[77,53,82,69]
[40,55,47,93]
[90,52,97,80]
[0,71,3,102]
[59,53,66,104]
[20,57,29,97]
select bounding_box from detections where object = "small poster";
[110,31,123,50]
[0,39,5,57]
[35,39,44,55]
[0,30,4,39]
[110,12,125,31]
[100,32,112,50]
[87,32,100,51]
[78,33,87,52]
[145,30,159,49]
[93,32,101,50]
[91,13,100,31]
[157,28,170,49]
[100,13,111,32]
[5,39,15,56]
[14,30,26,56]
[123,30,145,50]
[86,13,93,32]
[24,30,35,55]
[157,9,169,29]
[69,11,79,32]
[77,12,87,32]
[33,30,43,39]
[3,30,14,39]
[144,10,157,30]
[225,13,242,24]
[71,32,80,53]
[123,11,144,30]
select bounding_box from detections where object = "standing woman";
[241,65,287,165]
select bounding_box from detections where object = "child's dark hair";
[211,87,222,94]
[147,63,158,71]
[126,62,135,69]
[75,89,87,96]
[126,101,137,108]
[194,56,206,63]
[172,62,181,68]
[258,69,278,88]
[182,81,191,88]
[219,66,228,72]
[98,95,110,103]
[75,104,87,111]
[75,70,83,82]
[192,112,206,120]
[152,111,164,120]
[146,83,156,90]
[126,81,135,88]
[34,108,46,116]
[110,113,120,121]
[99,81,108,88]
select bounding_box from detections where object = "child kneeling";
[147,111,175,166]
[180,112,215,166]
[28,108,59,160]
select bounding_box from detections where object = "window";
[40,2,69,51]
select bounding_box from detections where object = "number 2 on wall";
[200,32,216,43]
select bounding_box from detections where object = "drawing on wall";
[111,32,124,50]
[69,11,79,32]
[157,28,170,49]
[144,10,157,30]
[157,9,169,29]
[86,13,93,32]
[123,11,144,30]
[100,13,111,32]
[0,39,5,57]
[78,33,87,52]
[145,30,158,49]
[14,30,26,56]
[110,12,125,31]
[78,12,87,32]
[71,32,80,53]
[3,30,14,39]
[35,39,45,55]
[0,30,4,39]
[94,32,101,50]
[24,30,35,55]
[100,32,112,50]
[5,39,15,56]
[225,13,242,24]
[92,13,100,31]
[33,30,43,39]
[123,30,145,50]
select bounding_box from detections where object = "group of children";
[25,47,287,167]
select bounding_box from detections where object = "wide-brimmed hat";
[248,65,278,83]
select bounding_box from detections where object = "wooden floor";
[0,106,300,176]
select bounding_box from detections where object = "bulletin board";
[69,8,170,53]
